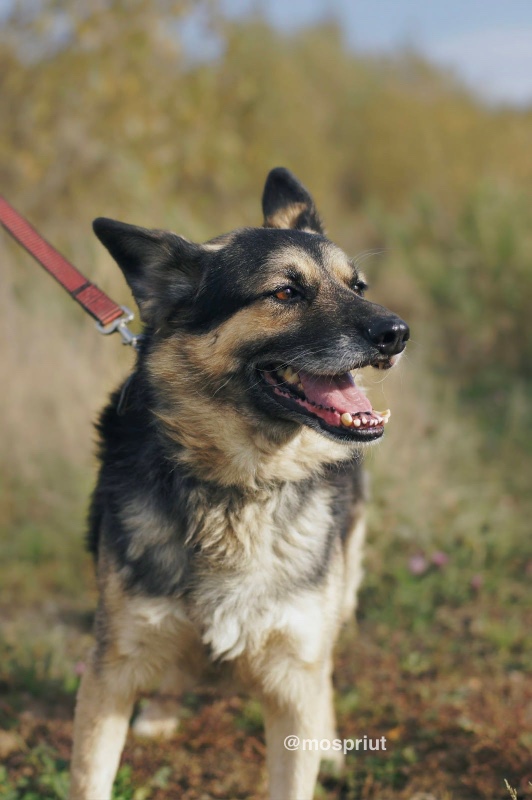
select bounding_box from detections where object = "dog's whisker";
[352,249,387,270]
[212,373,237,397]
[368,371,392,385]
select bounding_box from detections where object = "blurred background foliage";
[1,2,531,795]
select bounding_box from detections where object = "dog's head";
[94,169,409,481]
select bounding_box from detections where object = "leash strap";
[0,195,140,346]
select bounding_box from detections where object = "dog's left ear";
[93,218,203,326]
[262,167,324,234]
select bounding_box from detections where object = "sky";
[219,0,532,106]
[2,0,531,106]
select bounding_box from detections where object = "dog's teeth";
[280,366,300,385]
[353,418,361,428]
[341,412,353,427]
[360,414,368,425]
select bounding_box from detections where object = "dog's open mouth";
[258,364,389,442]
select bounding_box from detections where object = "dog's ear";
[262,167,324,234]
[93,218,202,325]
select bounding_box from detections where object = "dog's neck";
[153,401,356,489]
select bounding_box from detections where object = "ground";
[1,578,530,799]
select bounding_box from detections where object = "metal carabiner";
[95,306,143,350]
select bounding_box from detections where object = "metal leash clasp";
[96,306,142,349]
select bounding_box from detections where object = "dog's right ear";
[93,218,202,325]
[262,167,324,233]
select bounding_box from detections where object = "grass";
[0,755,153,800]
[1,605,530,798]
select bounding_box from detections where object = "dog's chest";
[186,482,338,661]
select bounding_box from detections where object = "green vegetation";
[1,2,531,797]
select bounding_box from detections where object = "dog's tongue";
[298,370,372,414]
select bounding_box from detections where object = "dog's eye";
[353,279,368,297]
[273,286,301,303]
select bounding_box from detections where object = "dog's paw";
[132,700,180,739]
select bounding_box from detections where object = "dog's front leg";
[320,659,345,776]
[69,650,136,800]
[262,663,330,800]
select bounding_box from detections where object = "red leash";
[0,196,140,348]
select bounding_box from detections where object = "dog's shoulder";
[87,369,194,594]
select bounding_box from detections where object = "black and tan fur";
[69,168,409,800]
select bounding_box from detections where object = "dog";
[69,167,409,800]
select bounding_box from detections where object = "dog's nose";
[367,317,410,355]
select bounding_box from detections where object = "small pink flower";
[74,661,86,676]
[431,551,449,568]
[408,554,428,576]
[470,574,483,591]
